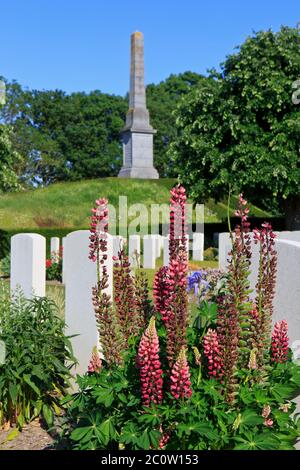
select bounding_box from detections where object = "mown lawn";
[0,177,272,231]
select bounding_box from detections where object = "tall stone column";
[118,32,159,179]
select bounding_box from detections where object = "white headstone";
[155,234,163,259]
[50,237,60,262]
[143,235,156,269]
[192,232,204,261]
[64,230,113,377]
[163,236,169,266]
[62,236,66,284]
[10,233,46,298]
[129,235,140,267]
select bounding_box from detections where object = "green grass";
[0,177,272,232]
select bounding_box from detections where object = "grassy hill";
[0,177,272,231]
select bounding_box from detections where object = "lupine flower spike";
[87,347,102,374]
[137,317,163,407]
[271,320,289,363]
[170,347,192,399]
[203,329,223,378]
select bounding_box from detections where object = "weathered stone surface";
[118,32,159,179]
[10,233,46,298]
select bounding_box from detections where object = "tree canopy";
[169,26,300,228]
[0,124,22,192]
[0,72,205,187]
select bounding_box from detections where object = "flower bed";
[59,187,300,450]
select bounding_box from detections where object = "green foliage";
[46,261,62,282]
[0,72,209,184]
[170,26,300,225]
[0,254,10,277]
[58,309,300,450]
[146,72,207,177]
[0,124,22,192]
[0,289,76,428]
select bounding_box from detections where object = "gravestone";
[118,32,159,179]
[62,236,66,284]
[64,230,113,377]
[10,233,46,298]
[154,234,162,259]
[143,235,156,268]
[129,235,140,267]
[192,232,204,261]
[163,236,169,266]
[50,237,60,262]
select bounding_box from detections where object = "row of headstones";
[218,231,300,346]
[47,233,204,272]
[10,230,203,376]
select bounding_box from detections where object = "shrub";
[46,247,63,282]
[0,254,10,277]
[0,288,76,429]
[59,187,300,450]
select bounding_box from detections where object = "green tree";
[169,26,300,229]
[147,72,206,176]
[0,124,22,192]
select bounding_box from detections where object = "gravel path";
[0,421,55,450]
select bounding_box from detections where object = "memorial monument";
[118,32,159,179]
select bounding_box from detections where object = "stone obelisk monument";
[118,31,159,179]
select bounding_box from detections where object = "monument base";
[118,166,159,179]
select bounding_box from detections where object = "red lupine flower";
[169,184,187,262]
[46,259,52,268]
[89,198,109,262]
[158,427,171,449]
[271,320,289,363]
[87,348,102,374]
[203,328,223,378]
[264,418,273,427]
[170,347,192,399]
[137,317,163,407]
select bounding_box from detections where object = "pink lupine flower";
[203,328,223,378]
[137,317,163,407]
[262,405,273,427]
[170,347,192,399]
[158,427,171,449]
[262,404,271,419]
[264,418,273,427]
[271,320,289,363]
[87,347,102,374]
[89,198,109,262]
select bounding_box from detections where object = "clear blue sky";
[1,0,299,96]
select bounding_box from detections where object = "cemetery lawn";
[0,177,272,231]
